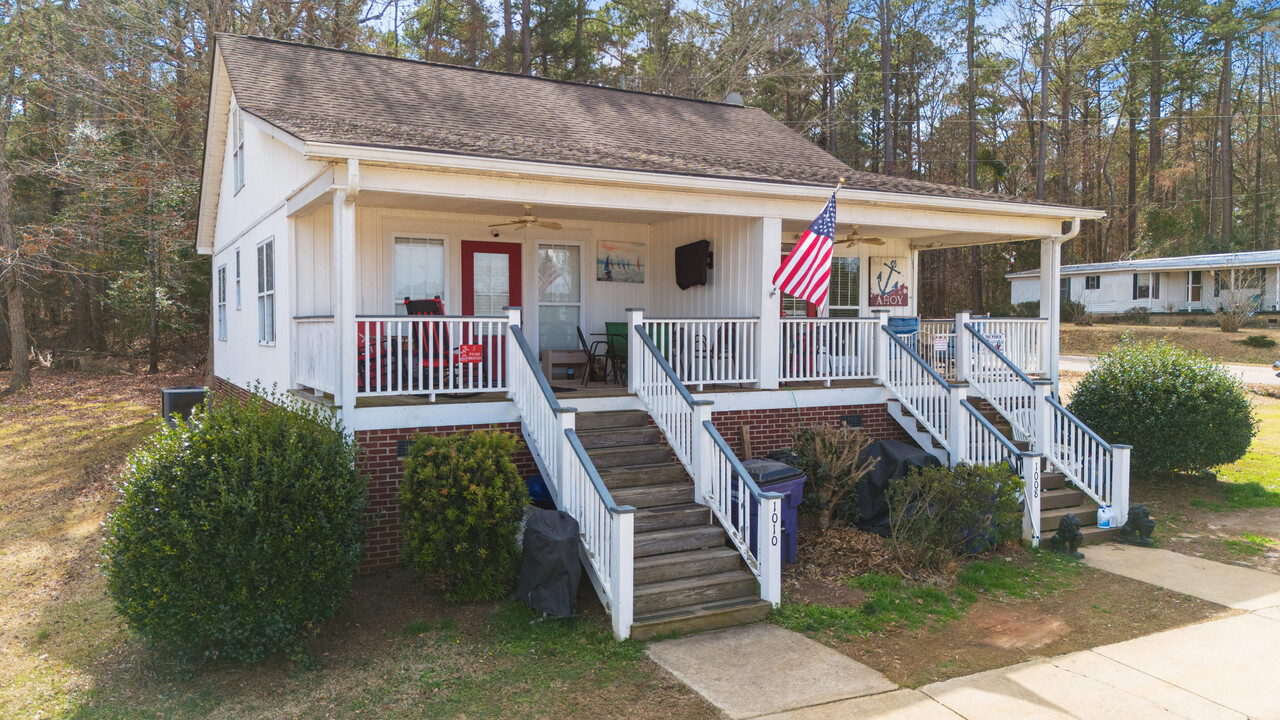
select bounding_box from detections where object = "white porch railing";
[962,319,1039,443]
[880,322,952,453]
[354,315,509,399]
[779,317,878,383]
[917,319,957,381]
[1045,395,1131,523]
[293,316,338,395]
[505,310,636,639]
[641,317,759,389]
[966,317,1049,377]
[629,313,781,606]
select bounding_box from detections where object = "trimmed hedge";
[400,430,529,602]
[102,390,366,665]
[1068,339,1258,473]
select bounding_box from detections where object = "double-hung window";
[216,265,227,341]
[537,243,582,350]
[393,237,445,312]
[1133,272,1159,300]
[234,248,242,309]
[233,106,245,193]
[827,257,861,317]
[1085,275,1100,290]
[257,238,275,344]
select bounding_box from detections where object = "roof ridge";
[214,33,749,110]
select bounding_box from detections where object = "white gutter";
[302,141,1108,222]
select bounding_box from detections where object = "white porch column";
[1039,238,1063,392]
[334,161,360,422]
[953,310,971,383]
[756,217,782,390]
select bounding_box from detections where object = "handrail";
[882,325,952,387]
[643,315,759,321]
[1046,395,1113,451]
[702,421,785,502]
[354,313,509,320]
[634,324,699,407]
[565,429,633,513]
[510,325,566,413]
[964,322,1038,387]
[959,399,1021,459]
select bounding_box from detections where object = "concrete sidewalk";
[652,545,1280,719]
[1061,354,1280,386]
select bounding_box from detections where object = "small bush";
[790,424,876,529]
[1068,339,1258,473]
[1120,307,1151,325]
[103,390,366,665]
[400,430,529,601]
[1217,302,1253,332]
[1242,334,1277,349]
[885,463,1023,572]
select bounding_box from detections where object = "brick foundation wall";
[356,424,538,573]
[712,403,910,458]
[211,375,256,405]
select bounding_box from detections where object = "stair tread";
[636,525,724,540]
[588,442,668,454]
[630,596,773,638]
[634,546,739,569]
[599,461,684,474]
[635,569,756,595]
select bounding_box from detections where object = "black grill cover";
[515,509,583,618]
[855,439,942,536]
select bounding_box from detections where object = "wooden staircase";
[575,409,772,640]
[967,398,1118,545]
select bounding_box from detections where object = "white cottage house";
[1008,250,1280,318]
[198,35,1127,640]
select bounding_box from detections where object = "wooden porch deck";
[353,378,879,408]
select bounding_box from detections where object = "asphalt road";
[1061,354,1280,386]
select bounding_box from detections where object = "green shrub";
[1242,334,1277,349]
[1120,307,1151,325]
[400,430,529,601]
[103,390,366,665]
[885,463,1023,572]
[1068,339,1258,473]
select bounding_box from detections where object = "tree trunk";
[1148,1,1162,203]
[1036,0,1051,201]
[520,0,532,75]
[503,0,515,72]
[880,0,894,174]
[966,0,977,190]
[1253,48,1265,250]
[1127,113,1138,252]
[0,96,29,391]
[1219,35,1234,245]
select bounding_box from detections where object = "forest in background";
[1,0,1278,388]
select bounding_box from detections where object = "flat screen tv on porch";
[675,239,711,289]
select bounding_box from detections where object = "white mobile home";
[1008,250,1280,316]
[199,35,1126,640]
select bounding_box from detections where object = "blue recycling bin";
[735,459,807,564]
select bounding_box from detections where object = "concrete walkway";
[651,546,1280,719]
[1061,354,1280,386]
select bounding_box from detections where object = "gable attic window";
[257,237,275,344]
[216,265,227,341]
[233,105,245,193]
[1132,272,1159,300]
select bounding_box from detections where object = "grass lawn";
[0,369,714,720]
[1060,322,1280,366]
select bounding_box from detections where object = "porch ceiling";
[779,218,1035,248]
[354,190,695,225]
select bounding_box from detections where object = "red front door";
[461,241,522,315]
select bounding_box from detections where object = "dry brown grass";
[1059,323,1280,366]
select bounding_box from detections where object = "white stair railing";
[628,310,781,606]
[641,317,759,389]
[779,317,878,383]
[878,320,953,453]
[961,318,1040,443]
[505,309,636,639]
[960,398,1043,547]
[1043,395,1132,525]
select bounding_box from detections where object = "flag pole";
[770,176,846,299]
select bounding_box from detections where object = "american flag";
[773,193,837,308]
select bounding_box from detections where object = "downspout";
[1047,217,1081,394]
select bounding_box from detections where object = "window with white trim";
[1085,275,1100,290]
[216,265,227,341]
[827,257,861,317]
[1132,272,1159,300]
[234,248,241,309]
[233,106,245,193]
[257,238,275,344]
[537,243,582,350]
[392,236,445,313]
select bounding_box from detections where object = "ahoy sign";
[869,257,910,307]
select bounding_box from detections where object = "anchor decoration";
[869,257,910,308]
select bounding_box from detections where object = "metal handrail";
[565,429,636,515]
[959,399,1021,459]
[510,324,566,413]
[1046,395,1113,451]
[634,324,700,407]
[963,321,1040,387]
[702,421,785,502]
[881,324,952,387]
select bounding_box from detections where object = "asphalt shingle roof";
[216,34,1050,205]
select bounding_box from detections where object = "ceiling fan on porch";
[837,226,886,246]
[489,204,563,231]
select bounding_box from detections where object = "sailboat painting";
[596,240,645,283]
